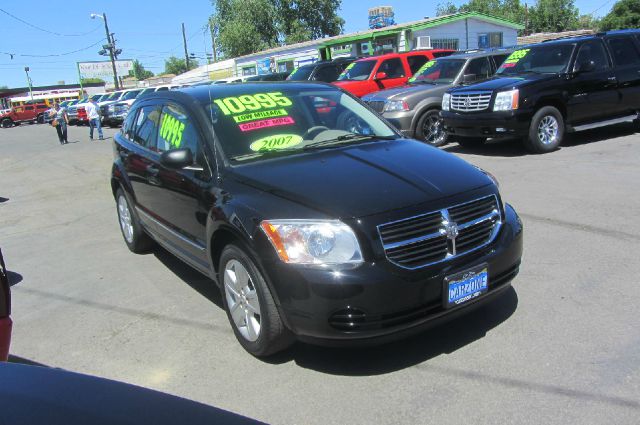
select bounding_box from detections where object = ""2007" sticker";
[249,134,302,152]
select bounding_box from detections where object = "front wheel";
[1,118,12,128]
[220,244,293,357]
[415,110,448,147]
[525,106,564,153]
[115,188,154,253]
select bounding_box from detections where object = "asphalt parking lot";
[1,122,639,424]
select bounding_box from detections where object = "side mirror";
[160,148,194,169]
[576,60,595,73]
[462,74,477,84]
[374,72,388,81]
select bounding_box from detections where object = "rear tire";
[1,118,12,128]
[457,137,486,149]
[415,109,448,147]
[115,188,154,253]
[524,106,564,154]
[220,244,294,357]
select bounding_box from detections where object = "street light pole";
[102,13,119,90]
[24,67,33,101]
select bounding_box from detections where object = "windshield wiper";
[303,133,397,150]
[231,148,301,162]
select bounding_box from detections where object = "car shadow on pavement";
[266,287,518,376]
[8,355,49,367]
[0,197,8,203]
[562,122,637,147]
[152,246,223,310]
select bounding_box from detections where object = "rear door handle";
[607,76,617,81]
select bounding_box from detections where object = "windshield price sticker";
[339,62,356,76]
[240,116,295,132]
[501,49,530,68]
[249,134,303,152]
[160,114,185,148]
[409,60,436,82]
[213,92,293,116]
[233,109,289,123]
[288,68,298,77]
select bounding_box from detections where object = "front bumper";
[0,316,12,361]
[381,110,416,138]
[441,110,532,139]
[264,203,523,346]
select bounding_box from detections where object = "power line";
[0,39,106,58]
[0,7,102,36]
[589,0,615,16]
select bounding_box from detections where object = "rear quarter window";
[607,37,640,66]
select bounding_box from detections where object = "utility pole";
[209,21,217,62]
[24,67,33,101]
[102,14,119,90]
[524,4,529,36]
[182,23,190,71]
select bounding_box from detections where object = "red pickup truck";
[332,50,454,98]
[0,103,50,128]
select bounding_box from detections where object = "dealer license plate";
[444,265,488,308]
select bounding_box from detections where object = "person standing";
[85,98,103,140]
[49,102,69,145]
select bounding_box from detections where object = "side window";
[122,108,138,140]
[25,106,34,111]
[313,66,339,82]
[379,58,405,78]
[157,103,208,171]
[408,55,428,74]
[574,41,610,72]
[607,37,640,67]
[133,104,162,149]
[465,57,492,79]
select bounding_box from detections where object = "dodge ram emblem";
[443,221,459,239]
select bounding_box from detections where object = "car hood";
[450,74,559,92]
[228,139,492,218]
[363,83,451,102]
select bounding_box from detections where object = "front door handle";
[607,76,617,81]
[146,165,159,176]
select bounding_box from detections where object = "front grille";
[366,100,385,113]
[377,195,501,269]
[451,91,492,112]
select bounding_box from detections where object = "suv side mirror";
[462,74,477,84]
[576,60,596,73]
[160,148,194,169]
[374,72,388,81]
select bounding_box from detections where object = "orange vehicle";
[0,103,50,128]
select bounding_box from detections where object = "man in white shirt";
[85,99,103,140]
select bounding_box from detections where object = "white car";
[213,76,250,84]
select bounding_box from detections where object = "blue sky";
[0,0,614,88]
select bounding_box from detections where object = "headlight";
[260,220,363,266]
[383,100,409,112]
[442,93,451,111]
[108,105,115,112]
[493,89,519,111]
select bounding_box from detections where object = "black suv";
[442,30,640,153]
[286,58,356,83]
[111,83,523,356]
[363,48,515,146]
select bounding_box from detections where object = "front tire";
[1,118,12,128]
[525,106,564,153]
[115,188,154,253]
[220,244,293,357]
[415,110,448,147]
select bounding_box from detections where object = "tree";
[80,78,105,85]
[436,2,458,16]
[600,0,640,30]
[164,56,199,75]
[0,85,8,90]
[529,0,579,33]
[128,60,154,80]
[210,0,344,57]
[577,14,601,30]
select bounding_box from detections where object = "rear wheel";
[1,118,12,128]
[220,244,294,357]
[115,188,154,253]
[415,110,448,147]
[457,137,486,149]
[524,106,564,153]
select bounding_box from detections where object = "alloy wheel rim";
[423,115,445,145]
[224,259,261,342]
[117,195,134,243]
[537,116,559,145]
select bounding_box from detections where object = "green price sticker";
[340,62,356,77]
[160,113,185,148]
[503,49,530,65]
[288,68,298,77]
[213,92,293,116]
[249,134,302,152]
[409,60,437,82]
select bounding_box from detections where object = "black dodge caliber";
[111,82,523,356]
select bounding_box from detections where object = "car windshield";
[90,94,102,101]
[286,66,314,81]
[204,86,397,163]
[122,90,142,100]
[497,44,575,75]
[409,59,465,84]
[337,60,376,81]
